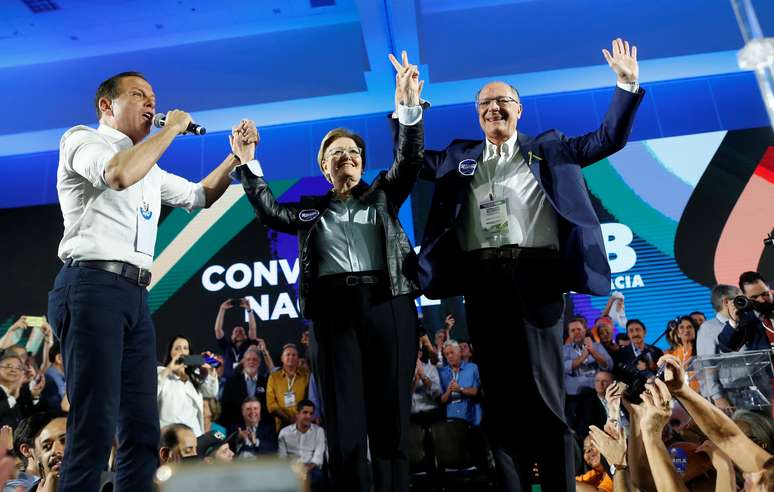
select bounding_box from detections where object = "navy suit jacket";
[415,87,644,299]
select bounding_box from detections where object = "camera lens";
[733,295,751,310]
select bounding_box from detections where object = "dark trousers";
[47,265,159,492]
[463,253,574,492]
[311,281,417,492]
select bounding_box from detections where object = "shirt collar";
[484,131,519,162]
[715,312,729,323]
[97,124,133,149]
[244,372,258,382]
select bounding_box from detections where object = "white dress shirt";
[457,130,559,251]
[457,82,639,251]
[57,124,206,269]
[278,423,326,467]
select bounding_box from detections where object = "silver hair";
[710,284,742,313]
[442,339,461,352]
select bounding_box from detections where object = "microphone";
[152,113,206,135]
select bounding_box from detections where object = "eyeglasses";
[0,365,22,371]
[325,147,362,160]
[477,96,520,109]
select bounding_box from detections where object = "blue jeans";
[47,264,159,492]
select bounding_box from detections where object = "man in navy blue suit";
[407,39,644,491]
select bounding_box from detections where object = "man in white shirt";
[46,71,256,492]
[278,400,326,489]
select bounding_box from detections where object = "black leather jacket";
[235,120,424,319]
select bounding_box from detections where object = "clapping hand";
[388,50,423,111]
[604,382,626,438]
[589,424,627,468]
[602,38,638,84]
[30,373,45,398]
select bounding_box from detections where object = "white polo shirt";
[57,124,205,270]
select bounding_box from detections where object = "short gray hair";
[710,284,741,313]
[442,339,460,352]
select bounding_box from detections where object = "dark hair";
[94,71,147,120]
[48,341,61,365]
[14,411,67,467]
[241,396,261,408]
[159,423,193,450]
[567,316,588,330]
[739,271,767,291]
[615,333,629,343]
[675,316,699,355]
[316,128,367,182]
[688,311,705,319]
[163,335,192,366]
[296,399,315,412]
[626,319,647,333]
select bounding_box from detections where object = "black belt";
[317,273,381,288]
[67,259,152,287]
[468,245,559,262]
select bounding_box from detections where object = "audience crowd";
[0,269,772,491]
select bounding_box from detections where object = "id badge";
[283,391,296,408]
[135,205,157,256]
[479,198,509,244]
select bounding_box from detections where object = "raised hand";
[602,38,638,84]
[229,119,258,163]
[638,379,673,434]
[388,50,424,110]
[658,354,688,396]
[589,424,627,467]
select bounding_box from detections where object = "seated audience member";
[613,319,663,374]
[575,435,613,492]
[7,412,67,492]
[218,347,270,434]
[213,298,262,378]
[196,430,235,463]
[696,284,741,410]
[202,397,223,435]
[563,317,612,423]
[720,271,774,352]
[411,345,442,426]
[278,400,326,487]
[572,371,615,439]
[159,423,198,465]
[267,344,309,432]
[438,340,481,426]
[235,398,277,458]
[157,335,219,436]
[666,316,700,392]
[7,412,65,492]
[0,352,44,428]
[40,344,64,413]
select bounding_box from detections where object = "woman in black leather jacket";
[232,53,424,492]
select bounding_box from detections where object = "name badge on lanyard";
[479,198,509,245]
[136,201,157,256]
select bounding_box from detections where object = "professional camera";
[734,295,774,316]
[612,360,666,404]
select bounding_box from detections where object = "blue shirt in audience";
[438,362,481,426]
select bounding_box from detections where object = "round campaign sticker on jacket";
[458,159,477,176]
[299,209,320,222]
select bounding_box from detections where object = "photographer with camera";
[214,298,274,378]
[157,335,219,436]
[719,271,774,352]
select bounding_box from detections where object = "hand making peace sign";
[388,50,424,112]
